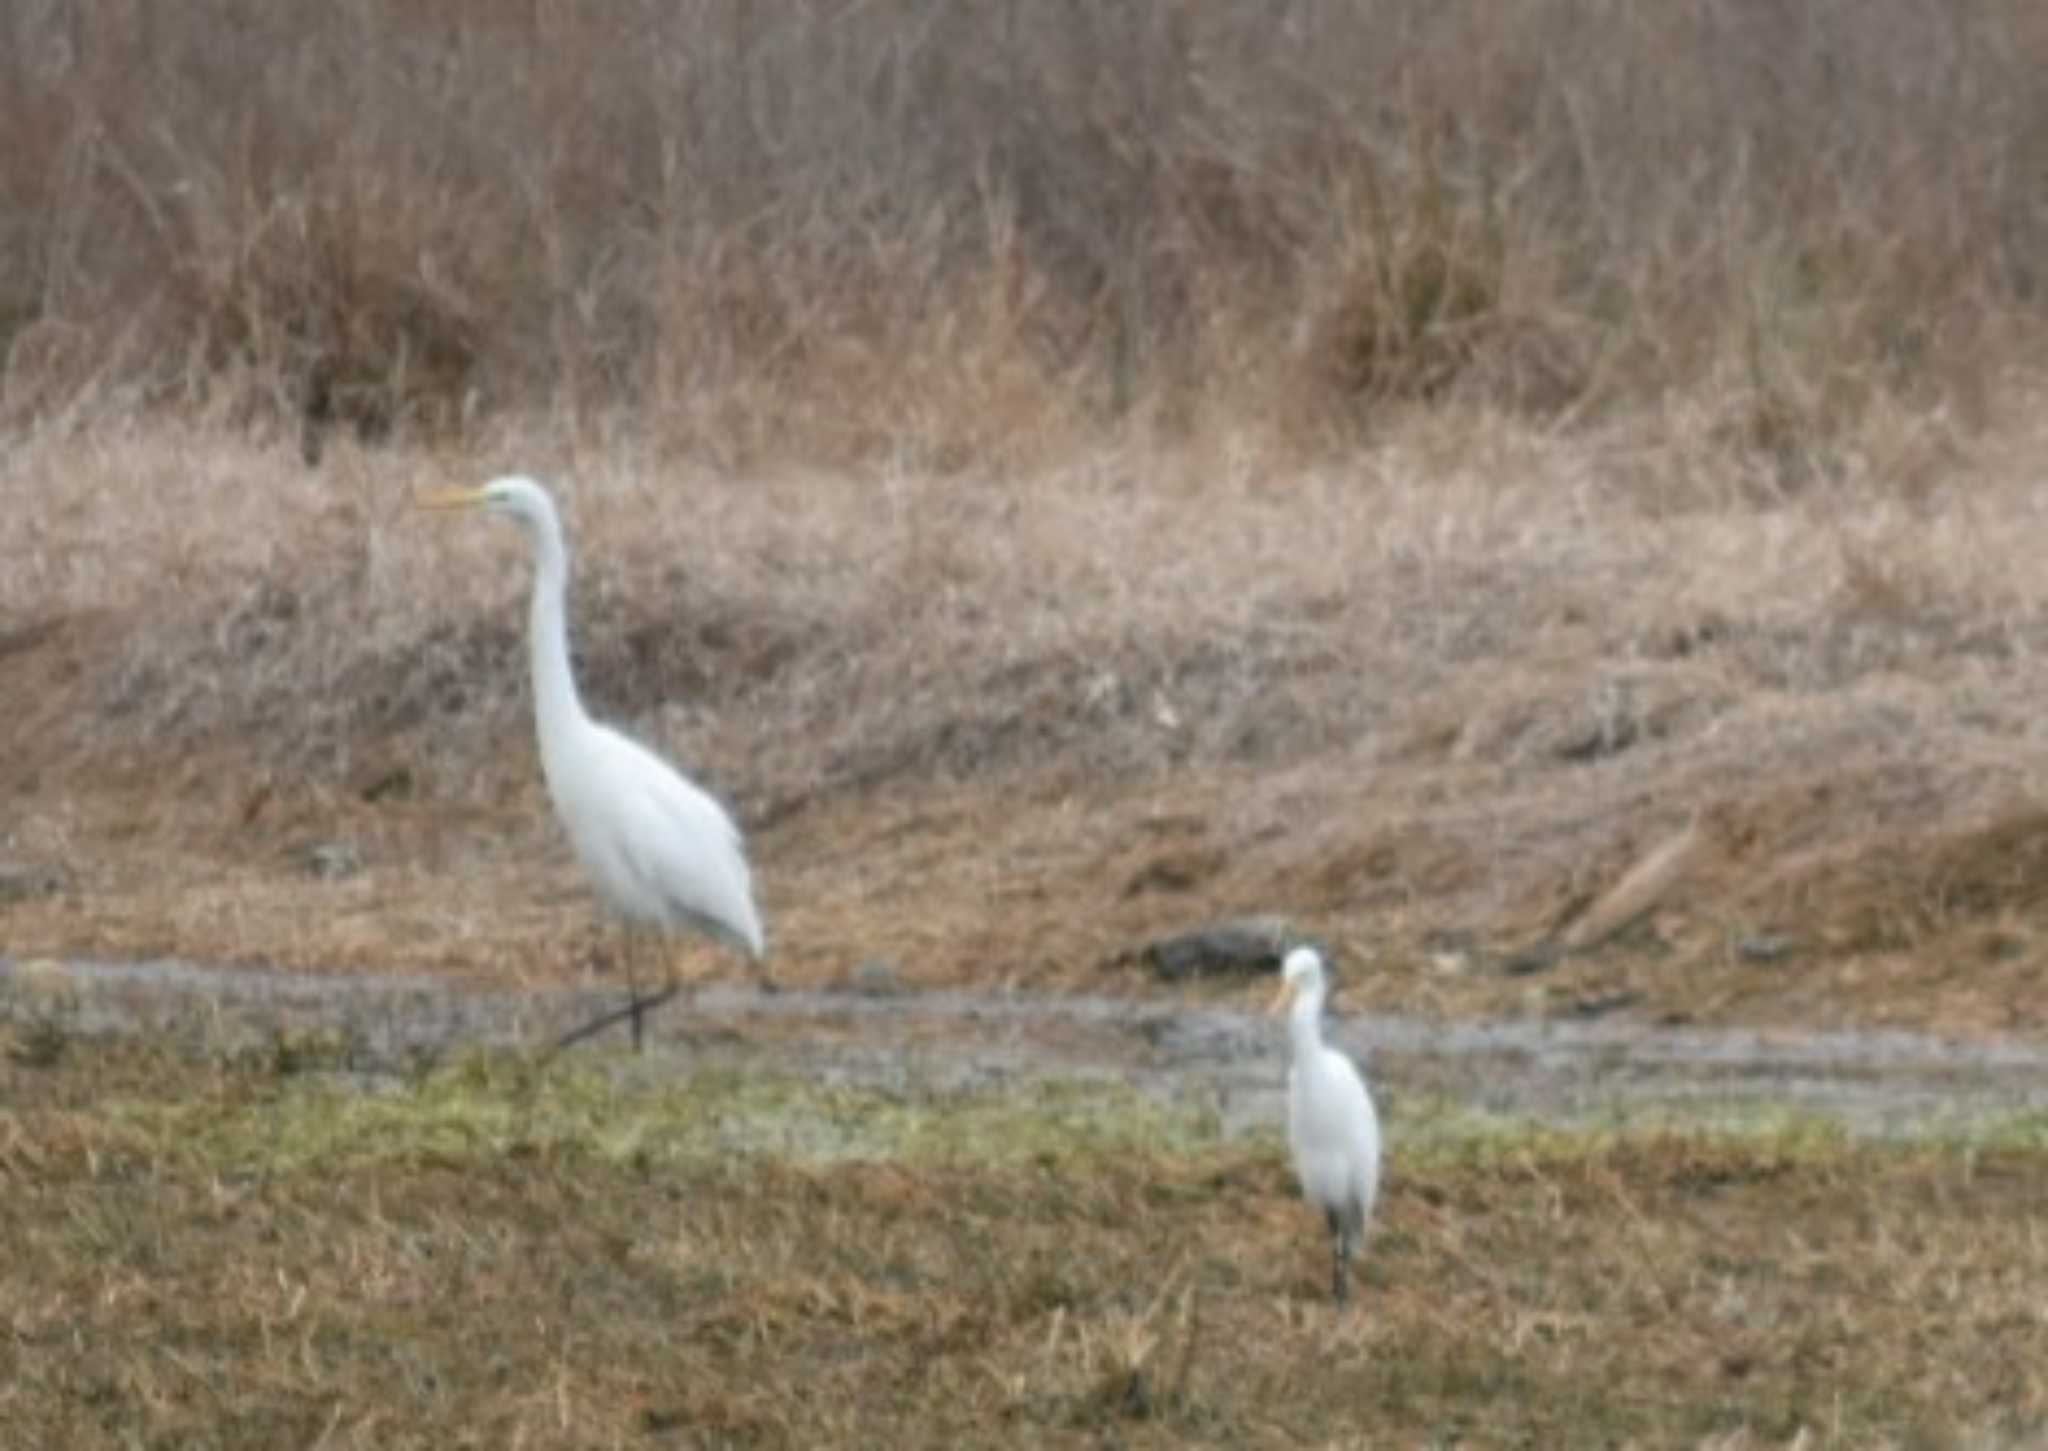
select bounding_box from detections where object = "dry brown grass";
[11,14,2048,1445]
[12,401,2048,1030]
[4,3,2047,462]
[3,1037,2045,1448]
[10,3,2048,1034]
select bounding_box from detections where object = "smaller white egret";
[420,476,769,1051]
[1271,946,1382,1305]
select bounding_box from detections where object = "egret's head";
[1268,945,1329,1015]
[417,475,558,530]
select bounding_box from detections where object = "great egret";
[1271,946,1381,1304]
[420,475,768,1050]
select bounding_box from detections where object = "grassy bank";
[11,417,2048,1031]
[3,1033,2045,1446]
[9,13,2048,1444]
[10,2,2048,1029]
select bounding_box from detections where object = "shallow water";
[6,954,2048,1140]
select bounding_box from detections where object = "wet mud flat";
[5,954,2048,1142]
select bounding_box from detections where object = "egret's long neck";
[526,512,588,758]
[1288,985,1326,1061]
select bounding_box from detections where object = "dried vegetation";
[9,4,2048,1030]
[3,1035,2047,1448]
[15,11,2048,1444]
[5,2,2045,456]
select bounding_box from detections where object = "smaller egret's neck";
[525,512,588,751]
[1288,983,1326,1059]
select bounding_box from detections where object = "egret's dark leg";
[1327,1208,1350,1305]
[552,980,682,1052]
[622,935,690,1051]
[623,933,644,1050]
[552,934,680,1053]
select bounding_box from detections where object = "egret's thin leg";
[625,932,645,1052]
[552,934,680,1054]
[624,936,695,1049]
[630,938,684,1048]
[552,980,682,1053]
[1327,1209,1350,1305]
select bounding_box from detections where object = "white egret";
[1271,946,1381,1304]
[420,475,768,1050]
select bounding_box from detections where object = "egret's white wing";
[594,725,764,957]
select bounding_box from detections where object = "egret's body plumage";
[1274,947,1381,1304]
[543,715,763,955]
[424,475,765,1047]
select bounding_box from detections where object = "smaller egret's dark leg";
[1327,1208,1350,1305]
[624,933,644,1051]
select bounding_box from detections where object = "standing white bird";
[420,475,768,1050]
[1271,946,1381,1304]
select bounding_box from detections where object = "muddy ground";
[10,954,2048,1146]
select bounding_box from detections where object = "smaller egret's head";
[417,475,557,530]
[1268,945,1329,1016]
